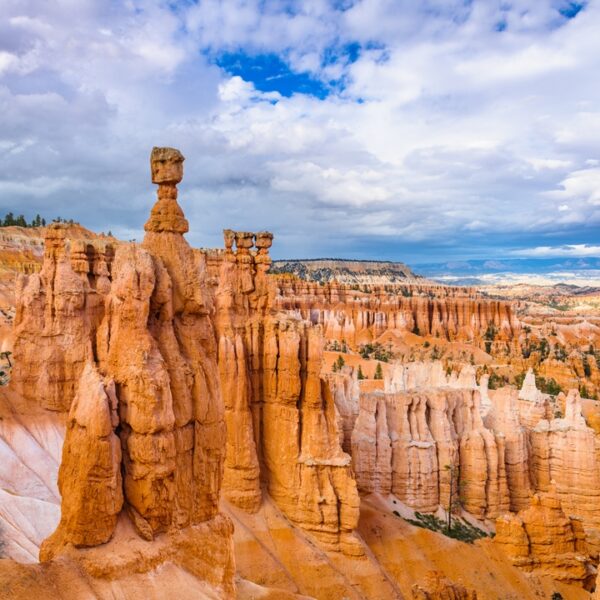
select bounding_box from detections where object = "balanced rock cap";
[150,147,185,185]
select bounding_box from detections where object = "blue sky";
[1,0,600,263]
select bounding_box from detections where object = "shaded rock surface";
[495,487,594,588]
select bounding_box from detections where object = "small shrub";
[488,371,508,390]
[374,363,383,380]
[537,376,562,396]
[359,342,394,362]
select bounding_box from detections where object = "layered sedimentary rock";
[215,229,268,513]
[484,387,532,512]
[10,147,235,597]
[214,230,360,553]
[530,389,600,531]
[412,572,478,600]
[349,386,512,518]
[517,368,550,428]
[495,487,593,587]
[351,392,392,494]
[40,363,122,559]
[272,278,520,346]
[261,317,360,553]
[11,225,114,411]
[10,148,360,560]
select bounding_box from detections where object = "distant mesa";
[271,258,424,284]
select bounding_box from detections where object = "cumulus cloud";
[0,0,599,261]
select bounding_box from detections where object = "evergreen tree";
[357,365,365,380]
[374,362,383,380]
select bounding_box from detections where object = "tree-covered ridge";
[0,213,80,228]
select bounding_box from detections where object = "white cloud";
[0,0,599,260]
[510,244,600,258]
[547,168,600,205]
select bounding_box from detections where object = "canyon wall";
[271,278,520,347]
[349,386,518,518]
[345,368,600,539]
[495,486,594,588]
[213,229,360,554]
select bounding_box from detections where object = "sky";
[1,0,600,264]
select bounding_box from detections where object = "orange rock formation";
[272,278,520,347]
[495,486,594,588]
[214,227,360,554]
[9,147,236,597]
[4,146,600,599]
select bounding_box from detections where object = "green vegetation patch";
[399,511,491,544]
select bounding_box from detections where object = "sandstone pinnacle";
[144,146,189,234]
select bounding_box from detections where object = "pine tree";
[374,362,383,380]
[357,365,365,380]
[335,355,345,371]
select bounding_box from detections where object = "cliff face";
[271,279,520,346]
[530,389,600,532]
[270,258,419,284]
[214,231,360,554]
[39,363,122,558]
[495,487,594,588]
[11,226,113,412]
[349,387,516,518]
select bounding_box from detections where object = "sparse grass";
[401,511,491,544]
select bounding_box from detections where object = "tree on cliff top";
[0,213,47,227]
